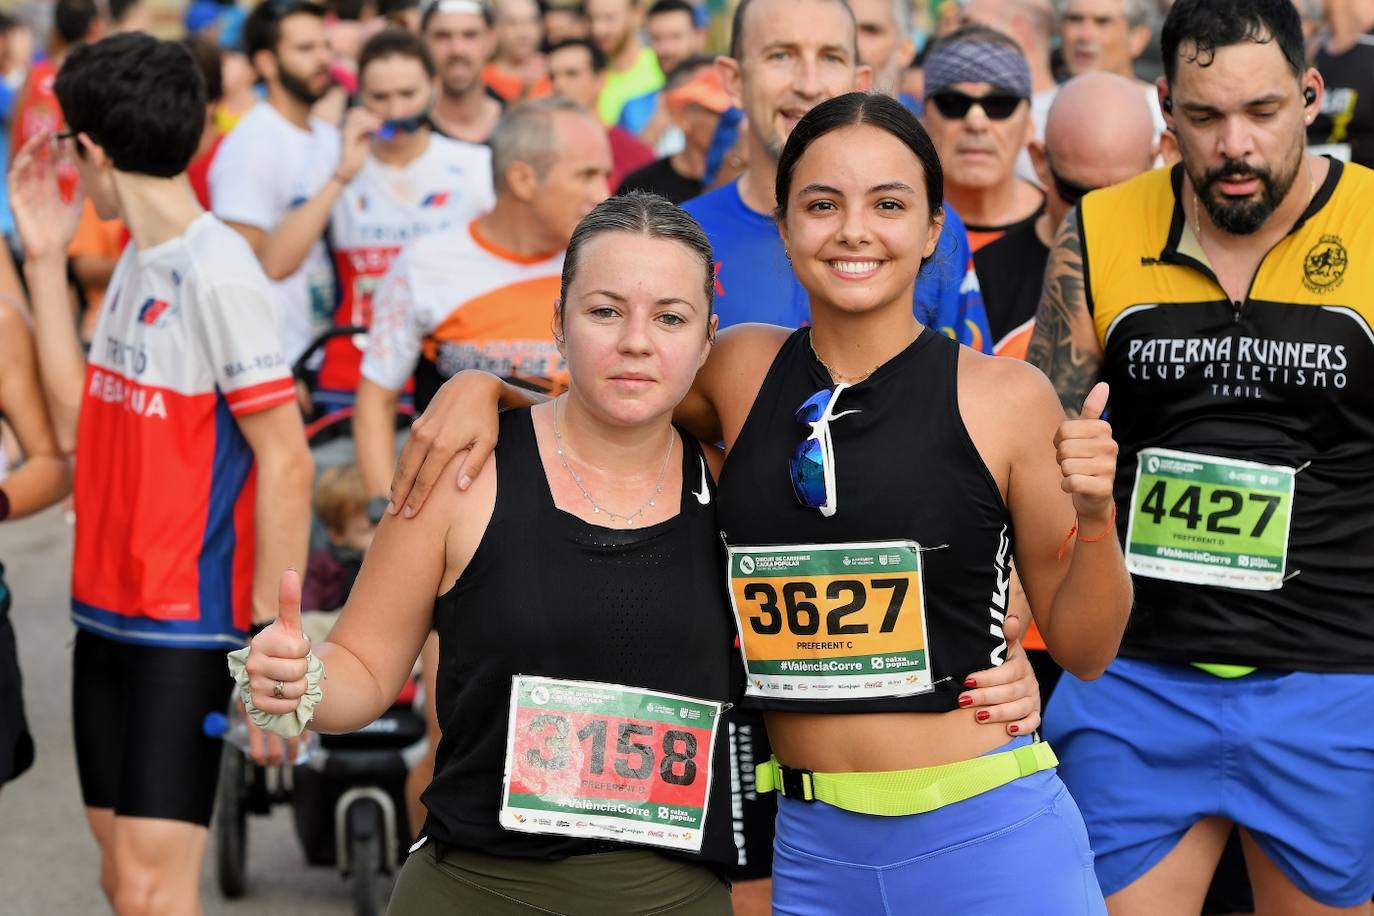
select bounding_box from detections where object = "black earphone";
[1162,87,1316,113]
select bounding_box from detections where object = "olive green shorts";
[386,843,734,915]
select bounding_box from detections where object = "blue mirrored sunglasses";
[790,386,856,514]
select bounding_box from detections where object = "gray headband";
[923,40,1032,101]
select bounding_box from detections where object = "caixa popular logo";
[137,297,179,329]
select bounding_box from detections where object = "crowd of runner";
[0,0,1371,914]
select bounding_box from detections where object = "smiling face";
[778,122,941,317]
[721,0,869,161]
[558,231,714,428]
[1167,38,1315,235]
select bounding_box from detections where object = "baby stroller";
[211,325,425,915]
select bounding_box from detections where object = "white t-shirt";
[316,134,494,392]
[208,102,342,364]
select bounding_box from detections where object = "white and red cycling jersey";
[72,215,294,650]
[317,135,494,394]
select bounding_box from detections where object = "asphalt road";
[0,506,368,915]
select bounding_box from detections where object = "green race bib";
[1125,448,1296,591]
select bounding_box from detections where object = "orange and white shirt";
[362,220,566,410]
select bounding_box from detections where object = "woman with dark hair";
[374,92,1127,911]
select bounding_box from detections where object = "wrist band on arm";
[1057,503,1117,560]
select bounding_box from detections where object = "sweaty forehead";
[1170,39,1296,105]
[740,0,857,59]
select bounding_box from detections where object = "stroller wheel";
[346,798,389,916]
[214,743,251,897]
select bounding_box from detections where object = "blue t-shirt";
[682,180,991,351]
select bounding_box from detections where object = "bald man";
[981,71,1156,359]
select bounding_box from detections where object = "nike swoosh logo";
[693,455,711,505]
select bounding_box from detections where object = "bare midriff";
[764,707,1010,773]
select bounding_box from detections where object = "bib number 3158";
[726,541,932,700]
[499,676,721,853]
[1125,448,1296,591]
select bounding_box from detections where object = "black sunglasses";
[928,91,1025,121]
[1048,163,1100,205]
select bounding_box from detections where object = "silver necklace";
[552,396,675,526]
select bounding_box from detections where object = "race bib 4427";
[1125,448,1296,591]
[499,676,722,853]
[725,541,932,700]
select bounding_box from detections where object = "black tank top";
[716,327,1013,713]
[421,408,736,868]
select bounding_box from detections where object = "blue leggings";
[770,739,1106,916]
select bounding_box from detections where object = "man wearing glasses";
[919,28,1044,261]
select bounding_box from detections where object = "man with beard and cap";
[423,0,505,143]
[1029,0,1374,911]
[210,0,341,365]
[682,0,992,350]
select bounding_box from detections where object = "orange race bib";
[725,541,933,700]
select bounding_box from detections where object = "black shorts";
[725,708,776,881]
[0,566,35,786]
[72,629,235,826]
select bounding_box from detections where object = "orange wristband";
[1057,503,1117,560]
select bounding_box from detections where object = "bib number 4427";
[1125,449,1296,591]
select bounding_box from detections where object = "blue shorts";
[770,738,1106,916]
[1044,657,1374,908]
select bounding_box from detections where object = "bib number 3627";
[1125,448,1296,591]
[725,541,931,699]
[499,676,721,853]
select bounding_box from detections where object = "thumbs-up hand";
[244,569,311,710]
[241,570,313,765]
[1053,382,1118,525]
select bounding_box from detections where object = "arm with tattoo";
[1026,208,1104,418]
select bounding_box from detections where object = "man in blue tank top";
[683,0,991,349]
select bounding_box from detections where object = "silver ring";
[273,680,285,700]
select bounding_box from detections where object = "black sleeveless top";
[716,327,1014,713]
[421,408,737,868]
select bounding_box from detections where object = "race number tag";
[726,541,931,699]
[1125,448,1296,591]
[499,676,721,853]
